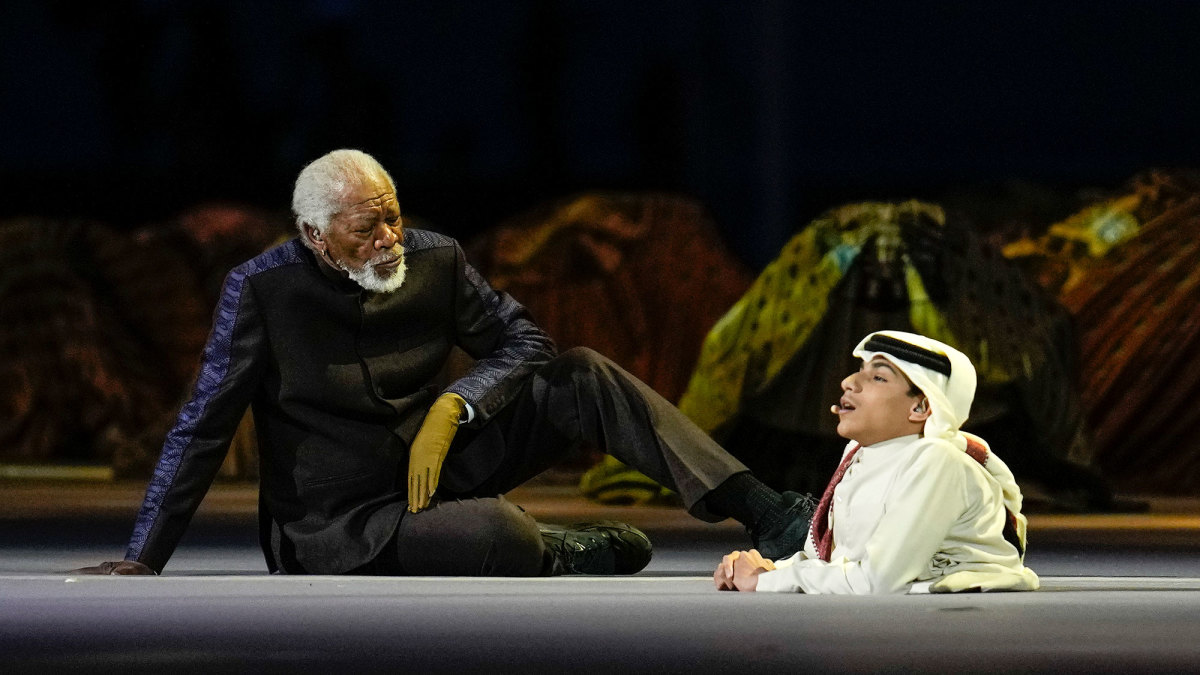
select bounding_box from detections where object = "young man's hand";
[713,549,775,591]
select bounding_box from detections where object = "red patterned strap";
[964,438,1026,557]
[811,444,861,562]
[964,438,989,466]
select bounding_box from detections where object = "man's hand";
[407,392,467,513]
[713,549,775,592]
[71,561,156,575]
[713,551,740,590]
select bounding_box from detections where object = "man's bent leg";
[479,347,747,520]
[466,348,814,557]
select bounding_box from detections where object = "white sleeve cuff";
[755,568,802,593]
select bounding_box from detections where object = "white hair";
[291,149,396,245]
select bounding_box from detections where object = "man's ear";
[302,223,325,253]
[909,398,932,423]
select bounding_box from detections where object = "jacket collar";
[304,244,363,294]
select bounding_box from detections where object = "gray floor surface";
[3,481,1200,673]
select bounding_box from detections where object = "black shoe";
[540,520,653,575]
[751,491,817,559]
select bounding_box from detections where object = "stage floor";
[3,481,1200,673]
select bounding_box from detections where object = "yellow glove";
[407,392,467,513]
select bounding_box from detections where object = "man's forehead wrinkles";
[350,191,392,207]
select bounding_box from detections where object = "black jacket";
[125,230,555,573]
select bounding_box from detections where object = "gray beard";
[334,248,408,293]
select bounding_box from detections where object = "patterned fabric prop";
[0,218,203,474]
[0,207,286,477]
[468,193,752,405]
[1004,171,1200,493]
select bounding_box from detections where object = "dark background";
[3,0,1199,268]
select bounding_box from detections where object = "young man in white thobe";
[714,330,1039,594]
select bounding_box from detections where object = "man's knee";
[397,497,544,576]
[544,347,614,379]
[537,348,634,401]
[476,499,545,575]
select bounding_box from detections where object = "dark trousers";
[360,347,748,576]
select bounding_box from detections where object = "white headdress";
[853,330,974,448]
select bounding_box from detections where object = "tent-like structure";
[0,206,286,477]
[1003,171,1200,494]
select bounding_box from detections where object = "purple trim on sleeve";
[402,228,452,253]
[444,262,551,407]
[125,242,304,561]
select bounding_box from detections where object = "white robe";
[756,434,1039,594]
